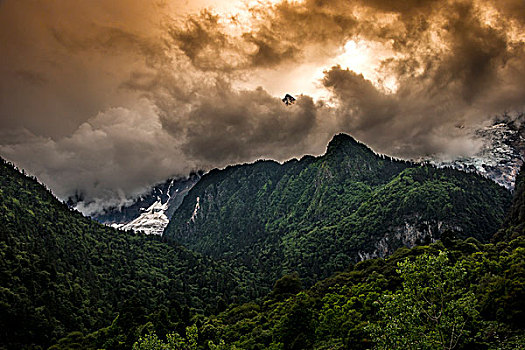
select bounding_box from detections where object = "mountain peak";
[282,94,296,106]
[326,133,361,154]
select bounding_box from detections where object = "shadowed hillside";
[165,134,511,286]
[0,159,255,349]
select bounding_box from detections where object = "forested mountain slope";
[124,164,525,350]
[0,159,254,349]
[164,134,511,285]
[188,237,525,350]
[184,163,525,350]
[495,162,525,241]
[0,133,516,349]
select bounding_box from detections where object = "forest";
[0,158,261,349]
[0,142,524,349]
[165,134,511,286]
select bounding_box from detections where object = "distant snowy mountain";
[432,115,525,190]
[92,173,201,235]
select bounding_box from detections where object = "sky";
[1,0,525,214]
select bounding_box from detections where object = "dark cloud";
[1,0,524,213]
[15,70,48,86]
[437,2,508,103]
[0,101,192,214]
[169,11,239,71]
[489,0,525,24]
[0,0,169,137]
[168,1,359,70]
[308,0,525,158]
[180,86,321,164]
[323,67,397,131]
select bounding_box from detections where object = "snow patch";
[189,197,200,223]
[117,199,170,235]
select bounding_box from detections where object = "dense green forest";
[156,237,523,350]
[0,139,522,349]
[495,162,525,242]
[127,165,525,349]
[0,159,260,349]
[165,134,511,286]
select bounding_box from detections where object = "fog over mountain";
[1,0,524,213]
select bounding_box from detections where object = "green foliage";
[269,273,303,300]
[0,159,256,349]
[1,134,523,349]
[186,238,525,350]
[132,325,198,350]
[370,252,479,349]
[272,292,317,349]
[494,162,525,241]
[133,333,168,350]
[132,325,241,350]
[165,134,511,288]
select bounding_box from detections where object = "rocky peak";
[282,94,296,106]
[325,133,366,155]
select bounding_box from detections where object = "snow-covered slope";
[432,116,525,189]
[93,174,201,235]
[110,198,170,235]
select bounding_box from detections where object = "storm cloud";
[1,0,524,213]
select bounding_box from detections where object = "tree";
[270,273,303,300]
[132,325,239,350]
[132,325,198,350]
[370,252,479,350]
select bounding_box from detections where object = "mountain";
[0,159,254,349]
[494,162,525,241]
[158,165,525,350]
[431,115,525,189]
[164,133,511,286]
[282,94,296,106]
[0,133,520,349]
[92,174,201,235]
[87,115,525,236]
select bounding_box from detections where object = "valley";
[1,133,523,349]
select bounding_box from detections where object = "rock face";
[433,116,525,190]
[108,197,171,236]
[92,174,201,235]
[358,219,465,261]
